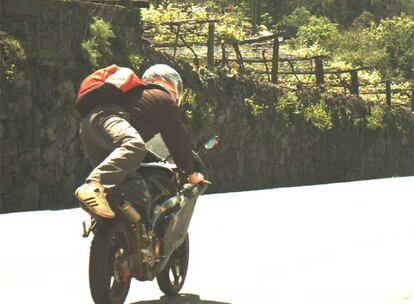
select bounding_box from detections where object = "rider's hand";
[188,172,207,185]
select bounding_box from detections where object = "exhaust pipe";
[118,201,141,223]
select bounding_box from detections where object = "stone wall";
[205,81,414,193]
[1,0,413,213]
[140,47,414,193]
[0,0,142,212]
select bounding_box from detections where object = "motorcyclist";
[75,64,205,218]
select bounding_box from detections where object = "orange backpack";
[75,65,145,116]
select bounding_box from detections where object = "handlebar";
[179,151,209,199]
[191,151,209,195]
[181,181,208,199]
[146,147,212,198]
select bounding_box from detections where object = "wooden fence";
[75,3,413,110]
[143,17,414,110]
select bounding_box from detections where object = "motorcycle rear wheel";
[156,234,189,296]
[89,220,134,304]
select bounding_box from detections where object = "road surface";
[1,177,413,304]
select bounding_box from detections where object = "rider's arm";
[150,91,205,185]
[157,99,195,175]
[160,113,206,185]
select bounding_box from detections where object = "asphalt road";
[1,176,413,304]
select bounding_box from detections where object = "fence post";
[207,22,215,68]
[386,80,392,106]
[221,41,227,67]
[271,36,280,84]
[252,0,258,33]
[315,56,325,87]
[173,24,181,58]
[350,70,359,95]
[232,42,245,74]
[262,50,271,82]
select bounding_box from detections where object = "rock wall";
[207,83,414,192]
[1,0,142,212]
[140,47,414,193]
[1,0,413,213]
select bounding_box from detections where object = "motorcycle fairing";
[159,193,197,260]
[140,186,200,280]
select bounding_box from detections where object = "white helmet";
[142,64,183,105]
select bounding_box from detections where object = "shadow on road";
[130,293,231,304]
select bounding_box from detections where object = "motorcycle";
[79,135,220,304]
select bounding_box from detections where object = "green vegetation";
[181,88,197,121]
[0,36,27,83]
[180,87,216,129]
[142,2,252,44]
[367,105,386,130]
[275,91,304,123]
[141,1,413,132]
[310,14,414,81]
[275,91,340,131]
[144,1,413,113]
[244,95,268,118]
[370,16,414,79]
[148,0,413,28]
[81,17,115,69]
[278,7,312,34]
[82,17,147,73]
[304,100,334,130]
[128,53,145,71]
[280,8,414,82]
[293,15,339,49]
[0,35,27,122]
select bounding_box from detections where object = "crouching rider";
[75,64,205,218]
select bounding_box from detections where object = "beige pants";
[80,103,147,189]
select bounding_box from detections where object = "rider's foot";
[75,181,115,218]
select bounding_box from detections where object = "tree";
[251,0,263,33]
[351,10,376,29]
[372,16,414,79]
[294,15,339,48]
[278,7,312,35]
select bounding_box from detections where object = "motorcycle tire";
[156,234,189,296]
[89,220,135,304]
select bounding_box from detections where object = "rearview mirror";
[204,136,220,150]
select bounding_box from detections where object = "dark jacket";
[76,77,195,174]
[122,86,195,174]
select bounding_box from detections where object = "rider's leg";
[76,104,147,218]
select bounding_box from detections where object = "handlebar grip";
[182,183,196,193]
[182,182,208,198]
[180,151,209,199]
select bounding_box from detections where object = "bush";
[275,91,303,123]
[333,15,414,81]
[278,7,312,35]
[304,100,334,131]
[129,54,144,71]
[245,95,267,118]
[372,15,414,79]
[366,105,385,130]
[352,11,376,29]
[81,18,115,69]
[0,36,26,83]
[295,15,339,48]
